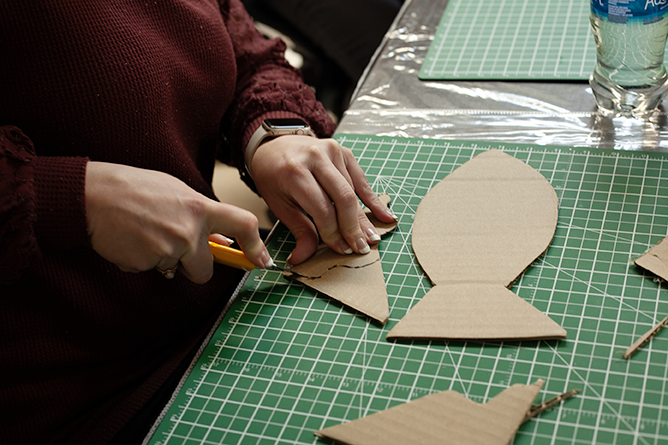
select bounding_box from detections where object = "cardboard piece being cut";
[315,379,544,445]
[388,149,566,341]
[285,194,397,324]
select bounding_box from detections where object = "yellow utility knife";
[208,241,257,271]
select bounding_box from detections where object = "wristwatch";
[244,118,315,177]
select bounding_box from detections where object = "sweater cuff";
[33,156,90,250]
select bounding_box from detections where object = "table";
[145,1,668,444]
[340,0,668,151]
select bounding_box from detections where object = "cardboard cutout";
[315,380,545,445]
[388,150,566,340]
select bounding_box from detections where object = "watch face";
[263,118,309,130]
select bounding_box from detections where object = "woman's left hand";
[250,135,397,265]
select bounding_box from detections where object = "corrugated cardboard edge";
[315,379,544,445]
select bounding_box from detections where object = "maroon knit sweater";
[0,1,335,444]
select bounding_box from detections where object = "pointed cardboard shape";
[635,235,668,281]
[288,244,388,323]
[387,284,566,341]
[390,149,564,340]
[286,194,397,324]
[315,379,544,445]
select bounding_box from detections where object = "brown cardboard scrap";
[286,194,397,324]
[388,149,565,340]
[315,379,544,445]
[635,235,668,281]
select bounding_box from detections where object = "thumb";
[275,209,320,265]
[208,203,272,269]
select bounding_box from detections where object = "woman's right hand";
[85,161,272,283]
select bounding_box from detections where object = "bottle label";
[592,0,668,24]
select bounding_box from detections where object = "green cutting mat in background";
[147,135,668,445]
[420,0,596,80]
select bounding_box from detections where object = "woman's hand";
[85,161,272,283]
[251,136,397,265]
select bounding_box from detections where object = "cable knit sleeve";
[216,0,337,186]
[0,125,89,284]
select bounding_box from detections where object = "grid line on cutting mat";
[148,135,668,445]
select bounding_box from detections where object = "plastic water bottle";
[590,0,668,117]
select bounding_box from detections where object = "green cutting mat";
[148,135,668,445]
[420,0,596,80]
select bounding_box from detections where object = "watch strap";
[244,121,314,178]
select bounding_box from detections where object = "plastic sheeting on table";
[337,0,668,151]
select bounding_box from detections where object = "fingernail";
[356,238,370,254]
[367,228,381,242]
[387,208,398,220]
[338,240,353,254]
[210,234,235,245]
[261,251,273,269]
[286,253,293,265]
